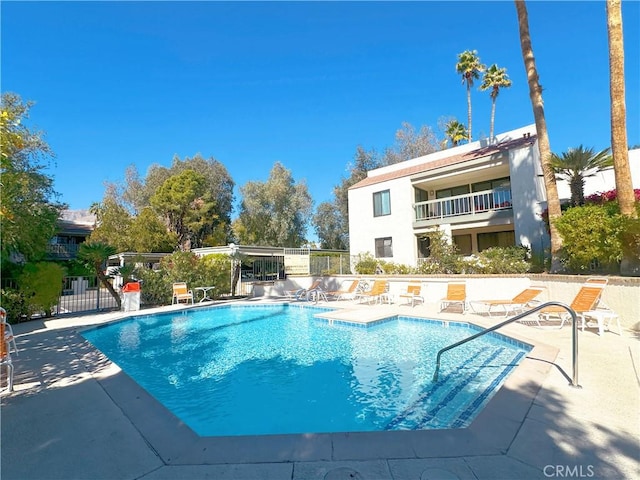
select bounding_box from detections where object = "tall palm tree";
[550,146,613,207]
[606,0,639,275]
[444,120,469,148]
[78,241,121,309]
[479,64,512,140]
[456,50,485,143]
[515,0,563,272]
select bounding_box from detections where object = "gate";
[57,276,119,315]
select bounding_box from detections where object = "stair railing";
[433,302,581,388]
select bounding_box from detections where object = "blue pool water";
[81,304,531,436]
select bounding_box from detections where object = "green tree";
[550,146,613,207]
[234,162,312,247]
[455,50,485,143]
[515,0,563,272]
[128,207,178,252]
[150,169,216,250]
[88,192,133,252]
[77,242,121,308]
[312,201,348,250]
[0,92,64,263]
[479,64,512,140]
[443,119,469,148]
[123,154,235,244]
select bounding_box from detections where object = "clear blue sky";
[2,1,639,219]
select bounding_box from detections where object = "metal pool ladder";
[432,302,581,388]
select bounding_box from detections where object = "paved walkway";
[1,299,639,480]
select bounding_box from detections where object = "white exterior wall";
[509,139,549,257]
[348,176,418,266]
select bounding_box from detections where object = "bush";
[0,288,29,323]
[463,246,531,274]
[353,252,380,274]
[554,204,623,272]
[18,262,66,318]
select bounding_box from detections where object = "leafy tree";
[381,122,439,165]
[128,207,178,252]
[234,162,312,247]
[607,0,639,275]
[123,154,235,244]
[150,169,216,250]
[88,192,133,252]
[77,242,121,308]
[0,92,64,263]
[455,50,485,143]
[443,119,469,148]
[515,0,563,273]
[550,146,613,207]
[479,64,512,139]
[312,201,348,250]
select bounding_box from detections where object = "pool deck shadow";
[2,298,639,480]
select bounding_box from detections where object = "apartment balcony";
[46,243,81,260]
[413,189,513,227]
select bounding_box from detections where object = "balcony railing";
[46,243,81,259]
[414,189,512,222]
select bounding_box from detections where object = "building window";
[477,230,515,251]
[373,190,391,217]
[417,236,431,258]
[375,237,393,258]
[453,234,473,256]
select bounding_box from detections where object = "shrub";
[554,204,623,272]
[353,252,380,274]
[464,246,531,274]
[0,288,29,323]
[18,262,66,317]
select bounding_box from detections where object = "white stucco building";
[348,124,639,266]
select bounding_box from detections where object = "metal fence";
[309,254,352,276]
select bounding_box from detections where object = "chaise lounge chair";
[439,281,467,313]
[355,280,389,305]
[285,279,323,301]
[399,282,425,307]
[326,280,360,301]
[536,281,607,329]
[172,282,194,305]
[470,286,545,317]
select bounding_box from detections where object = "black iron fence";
[57,276,119,315]
[2,275,120,318]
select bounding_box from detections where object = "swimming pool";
[81,304,531,437]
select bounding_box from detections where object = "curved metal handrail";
[433,301,581,388]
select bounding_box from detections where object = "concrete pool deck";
[1,298,639,480]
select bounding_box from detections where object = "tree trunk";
[515,0,564,272]
[490,97,497,140]
[607,0,639,275]
[467,81,473,143]
[97,271,122,309]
